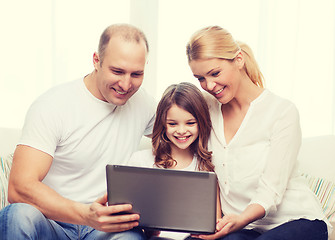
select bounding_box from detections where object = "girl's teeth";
[176,136,189,140]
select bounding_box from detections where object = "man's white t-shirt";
[18,78,156,204]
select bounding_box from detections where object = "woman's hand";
[192,214,248,239]
[85,193,141,232]
[192,204,265,239]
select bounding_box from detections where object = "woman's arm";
[250,103,301,214]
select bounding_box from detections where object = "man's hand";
[86,193,140,232]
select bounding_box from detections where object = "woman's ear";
[234,51,245,70]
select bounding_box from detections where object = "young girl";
[128,82,222,238]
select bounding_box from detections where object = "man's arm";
[8,145,140,232]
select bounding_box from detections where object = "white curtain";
[1,0,334,138]
[0,0,131,128]
[154,0,335,137]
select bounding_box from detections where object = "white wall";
[0,0,131,128]
[1,0,334,138]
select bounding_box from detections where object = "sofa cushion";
[302,173,335,222]
[302,173,335,238]
[0,154,13,209]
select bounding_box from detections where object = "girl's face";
[165,104,199,151]
[189,56,243,104]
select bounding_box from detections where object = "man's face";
[92,36,147,106]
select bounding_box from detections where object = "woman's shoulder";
[201,91,221,112]
[257,89,300,122]
[257,89,297,111]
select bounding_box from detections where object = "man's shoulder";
[34,79,81,104]
[26,79,83,120]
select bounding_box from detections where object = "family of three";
[0,23,331,240]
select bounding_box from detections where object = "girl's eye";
[167,123,176,126]
[187,122,197,125]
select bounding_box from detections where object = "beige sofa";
[1,128,334,239]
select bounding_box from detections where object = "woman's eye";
[212,71,220,77]
[197,77,205,82]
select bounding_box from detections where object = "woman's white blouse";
[205,89,331,233]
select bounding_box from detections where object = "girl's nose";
[176,125,187,134]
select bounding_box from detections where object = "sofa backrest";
[0,128,21,157]
[297,135,335,182]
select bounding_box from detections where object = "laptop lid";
[106,164,217,234]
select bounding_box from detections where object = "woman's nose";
[206,79,216,91]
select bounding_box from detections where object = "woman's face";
[189,57,242,104]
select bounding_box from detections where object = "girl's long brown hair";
[152,82,214,172]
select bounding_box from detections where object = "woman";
[186,25,331,240]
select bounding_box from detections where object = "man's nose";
[119,75,132,91]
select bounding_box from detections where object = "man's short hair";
[98,24,149,63]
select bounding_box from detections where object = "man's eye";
[131,73,143,78]
[112,70,123,75]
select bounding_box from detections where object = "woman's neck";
[227,76,263,112]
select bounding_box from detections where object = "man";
[0,24,156,239]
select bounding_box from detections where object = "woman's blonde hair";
[186,26,264,88]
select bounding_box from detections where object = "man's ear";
[93,52,100,70]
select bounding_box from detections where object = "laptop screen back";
[106,164,217,234]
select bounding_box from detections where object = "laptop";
[106,164,217,234]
